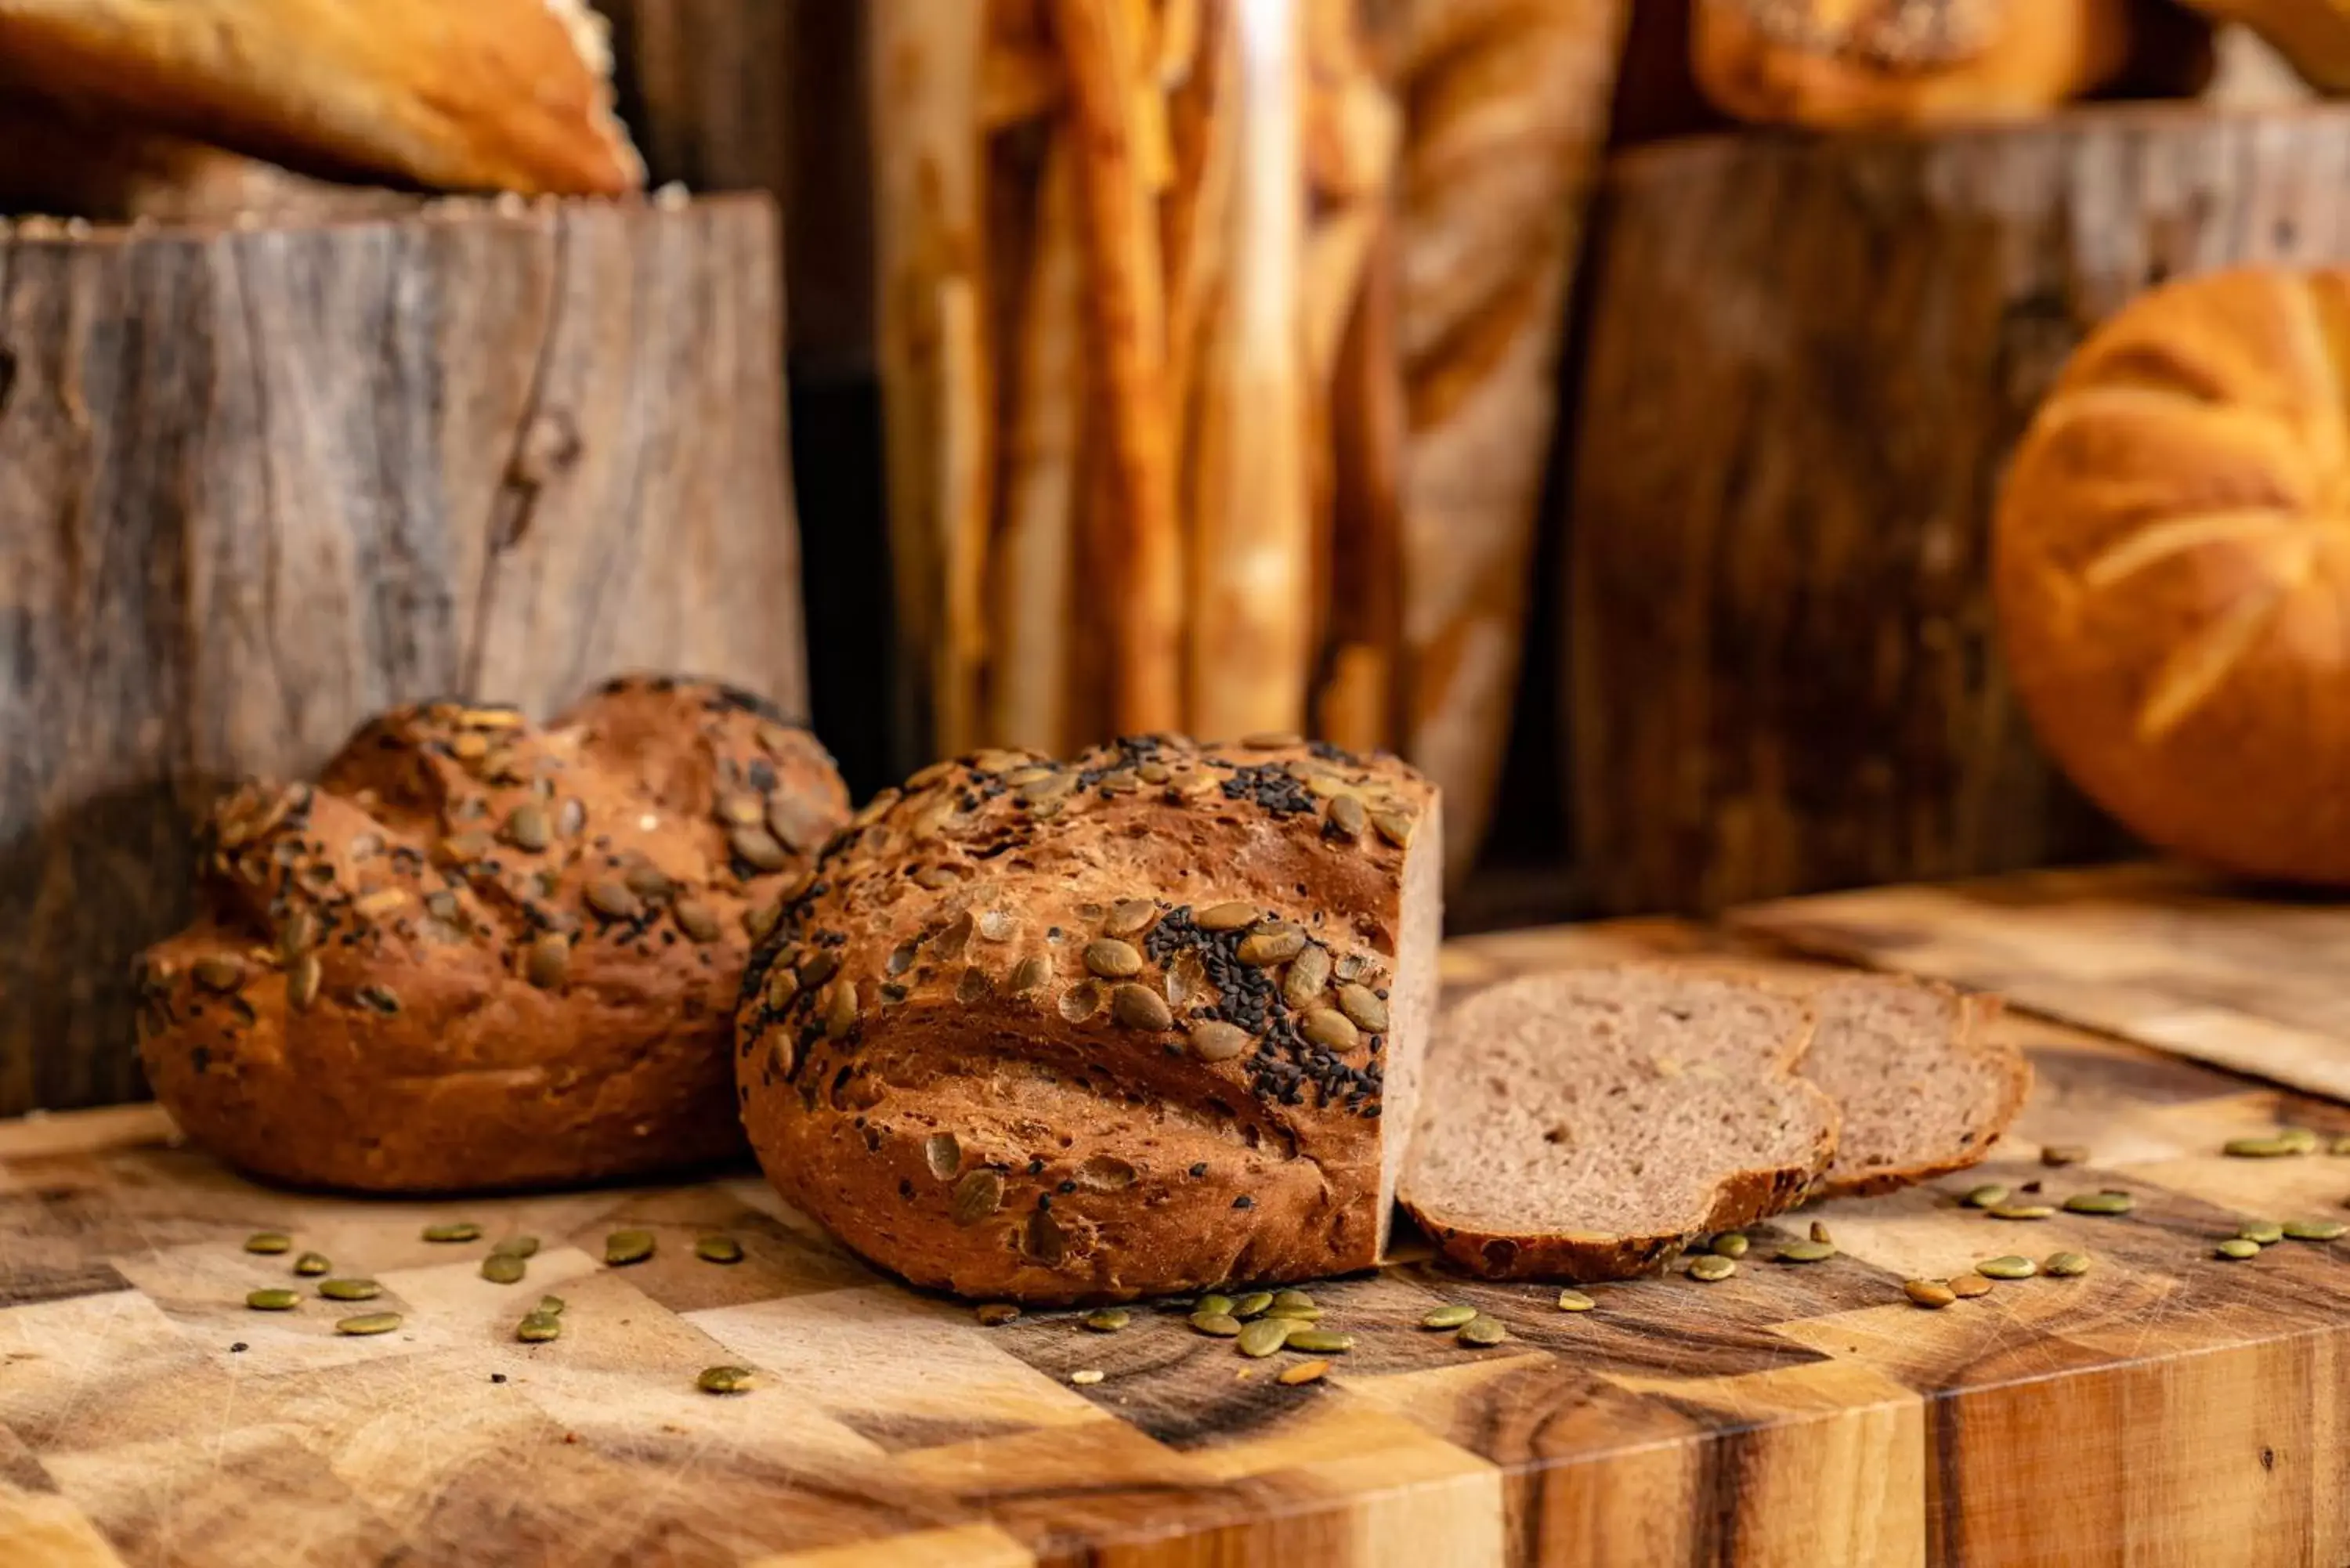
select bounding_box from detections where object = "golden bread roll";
[1995,267,2350,883]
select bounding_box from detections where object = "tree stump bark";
[1567,105,2350,916]
[0,193,804,1115]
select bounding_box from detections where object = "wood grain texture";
[8,923,2350,1566]
[1738,861,2350,1104]
[0,196,806,1120]
[1566,104,2350,916]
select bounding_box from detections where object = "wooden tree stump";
[0,193,804,1116]
[1567,105,2350,916]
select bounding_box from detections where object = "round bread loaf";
[735,735,1443,1305]
[137,675,848,1192]
[1995,267,2350,883]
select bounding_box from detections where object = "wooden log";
[1566,106,2350,916]
[0,193,805,1117]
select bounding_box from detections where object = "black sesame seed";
[490,1372,507,1383]
[1190,1162,1209,1178]
[1234,1196,1255,1209]
[230,1342,248,1353]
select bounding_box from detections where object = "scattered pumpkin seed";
[2237,1221,2284,1246]
[1457,1316,1508,1348]
[2283,1128,2322,1154]
[1422,1304,1478,1330]
[1556,1289,1596,1312]
[423,1223,482,1244]
[1810,1221,1835,1245]
[244,1232,292,1255]
[1775,1240,1836,1263]
[491,1237,540,1260]
[480,1254,527,1285]
[2041,1144,2089,1166]
[1232,1292,1274,1319]
[2216,1238,2263,1260]
[319,1279,382,1301]
[516,1313,562,1342]
[246,1288,300,1311]
[1284,1330,1353,1354]
[337,1313,402,1336]
[1977,1256,2037,1281]
[293,1252,331,1277]
[2332,1136,2350,1157]
[2063,1191,2135,1216]
[1070,1369,1105,1386]
[1962,1185,2009,1209]
[1189,1022,1253,1063]
[538,1295,566,1317]
[1190,1312,1244,1338]
[1238,1319,1293,1357]
[695,1235,745,1265]
[1279,1360,1331,1386]
[2283,1219,2347,1241]
[2224,1135,2309,1159]
[1987,1205,2056,1222]
[1267,1289,1318,1319]
[1083,1310,1131,1333]
[1194,1293,1235,1318]
[1904,1280,1957,1308]
[1711,1234,1750,1259]
[605,1229,656,1266]
[2043,1252,2092,1277]
[1688,1255,1737,1282]
[697,1365,757,1394]
[1947,1274,1995,1299]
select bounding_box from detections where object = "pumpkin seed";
[481,1254,527,1285]
[1372,811,1416,848]
[424,1223,482,1244]
[526,935,569,990]
[1298,1007,1361,1054]
[1335,983,1388,1035]
[294,1252,331,1277]
[1904,1280,1957,1308]
[743,901,782,943]
[194,956,246,992]
[1084,938,1144,980]
[1962,1184,2009,1209]
[1104,900,1158,938]
[244,1232,292,1255]
[1775,1240,1836,1263]
[2282,1128,2322,1154]
[952,1170,1003,1227]
[2043,1252,2092,1277]
[1236,923,1307,966]
[504,803,551,852]
[1070,1369,1106,1386]
[1269,1289,1317,1314]
[729,826,789,872]
[287,954,322,1010]
[696,1236,744,1265]
[538,1295,566,1317]
[1711,1234,1750,1259]
[587,879,642,920]
[1082,1310,1131,1333]
[491,1236,540,1259]
[1422,1304,1478,1329]
[821,980,859,1039]
[974,1302,1021,1326]
[1232,1292,1274,1319]
[1688,1255,1737,1281]
[978,910,1017,942]
[719,793,767,828]
[1018,773,1076,807]
[2216,1238,2263,1260]
[1112,983,1173,1030]
[246,1288,300,1311]
[1282,945,1333,1010]
[1009,956,1050,996]
[1810,1221,1835,1245]
[605,1229,656,1266]
[516,1312,562,1342]
[1987,1205,2056,1221]
[2063,1191,2134,1216]
[1279,1360,1331,1386]
[1194,901,1258,932]
[1325,794,1368,840]
[1025,1209,1068,1267]
[356,982,401,1015]
[1947,1274,1994,1299]
[2332,1136,2350,1157]
[1195,1293,1235,1317]
[2237,1220,2284,1245]
[674,900,721,943]
[1191,1312,1244,1338]
[2224,1135,2308,1158]
[2283,1219,2347,1241]
[319,1278,381,1301]
[1190,1022,1253,1063]
[1457,1316,1508,1348]
[924,1133,962,1180]
[1976,1256,2037,1280]
[558,798,588,838]
[337,1313,402,1336]
[1285,1329,1353,1353]
[801,952,842,992]
[1556,1289,1596,1312]
[2040,1144,2088,1167]
[697,1365,756,1394]
[1237,1319,1293,1357]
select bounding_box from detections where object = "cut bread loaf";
[1400,966,1838,1281]
[138,676,848,1193]
[735,735,1442,1306]
[1802,974,2027,1199]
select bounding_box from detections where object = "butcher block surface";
[7,920,2350,1566]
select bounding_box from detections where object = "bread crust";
[0,0,642,195]
[1995,266,2350,884]
[735,735,1439,1306]
[137,676,848,1193]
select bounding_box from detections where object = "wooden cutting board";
[1737,862,2350,1103]
[8,920,2350,1568]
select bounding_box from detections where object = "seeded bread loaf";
[1399,966,1838,1281]
[138,676,848,1193]
[735,735,1442,1305]
[1802,974,2027,1198]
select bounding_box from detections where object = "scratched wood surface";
[1737,862,2350,1104]
[7,920,2350,1567]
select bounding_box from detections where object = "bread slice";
[1801,974,2028,1199]
[1399,966,1840,1281]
